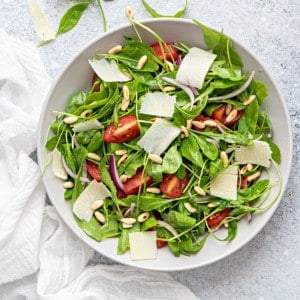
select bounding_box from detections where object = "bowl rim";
[37,17,293,271]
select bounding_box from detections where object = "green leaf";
[138,195,174,211]
[238,99,259,136]
[193,133,219,161]
[163,210,196,231]
[141,0,188,18]
[261,135,281,163]
[180,235,208,253]
[180,135,203,167]
[56,2,89,36]
[66,91,87,114]
[146,161,163,182]
[46,135,59,151]
[117,223,140,254]
[162,145,182,174]
[236,179,270,203]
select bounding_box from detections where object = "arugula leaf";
[180,135,203,167]
[56,2,89,36]
[163,210,196,231]
[261,135,281,163]
[141,0,188,18]
[236,179,270,203]
[66,91,86,113]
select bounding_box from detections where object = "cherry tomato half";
[207,208,232,227]
[212,104,244,126]
[160,173,189,198]
[151,42,178,61]
[123,168,153,195]
[91,72,101,93]
[156,239,167,248]
[103,115,140,144]
[86,160,101,182]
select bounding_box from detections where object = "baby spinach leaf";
[138,195,174,211]
[87,131,103,153]
[117,223,140,255]
[238,99,259,136]
[162,145,182,174]
[66,91,86,113]
[141,0,188,18]
[163,210,196,231]
[56,2,89,36]
[180,135,203,167]
[193,133,219,161]
[146,161,163,182]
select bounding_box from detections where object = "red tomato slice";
[160,173,189,198]
[207,208,232,227]
[123,168,153,195]
[156,239,167,248]
[91,72,101,93]
[212,104,244,126]
[86,160,101,182]
[103,115,140,143]
[151,42,178,61]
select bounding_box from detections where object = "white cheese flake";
[27,0,55,41]
[235,140,272,168]
[72,119,103,133]
[137,118,181,156]
[52,148,67,180]
[88,59,130,82]
[140,92,176,117]
[129,231,157,261]
[73,180,111,222]
[176,47,217,89]
[210,166,238,200]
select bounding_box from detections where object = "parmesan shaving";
[27,0,55,41]
[235,140,272,168]
[210,166,238,200]
[52,148,68,180]
[73,180,111,222]
[88,59,130,82]
[137,118,181,156]
[140,92,176,117]
[129,231,157,260]
[176,47,216,89]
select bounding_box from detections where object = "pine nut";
[148,153,163,164]
[120,217,136,225]
[207,202,218,208]
[225,109,238,123]
[220,151,229,167]
[63,181,74,189]
[194,186,206,196]
[125,5,134,18]
[137,212,150,223]
[192,120,205,129]
[115,149,127,156]
[180,125,189,137]
[247,171,261,182]
[223,221,229,228]
[87,152,101,161]
[240,165,248,175]
[162,86,176,92]
[225,103,232,115]
[120,174,128,183]
[122,85,130,101]
[121,98,130,111]
[91,199,104,210]
[247,163,253,171]
[80,109,93,118]
[122,223,133,229]
[117,154,128,166]
[184,202,197,213]
[108,45,122,54]
[95,211,106,223]
[146,187,161,194]
[63,116,78,124]
[186,119,192,129]
[165,60,174,71]
[203,119,217,127]
[137,55,147,70]
[243,94,256,105]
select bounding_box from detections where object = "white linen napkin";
[0,29,198,300]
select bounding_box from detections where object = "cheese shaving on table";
[176,47,217,89]
[89,59,130,82]
[27,0,55,41]
[137,118,181,156]
[140,92,176,117]
[235,140,272,168]
[210,166,238,200]
[73,180,111,222]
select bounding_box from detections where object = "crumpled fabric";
[0,29,198,300]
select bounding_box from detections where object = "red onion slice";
[208,71,255,101]
[109,154,124,191]
[157,220,178,237]
[62,156,90,183]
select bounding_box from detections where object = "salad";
[45,20,281,260]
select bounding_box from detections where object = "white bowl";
[37,18,292,271]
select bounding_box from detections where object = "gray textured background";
[1,0,299,299]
